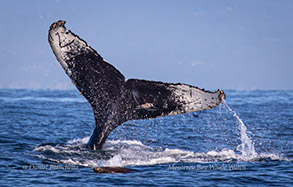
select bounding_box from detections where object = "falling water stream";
[223,101,258,159]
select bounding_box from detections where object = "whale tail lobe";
[48,20,225,150]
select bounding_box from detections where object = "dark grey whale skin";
[48,20,225,150]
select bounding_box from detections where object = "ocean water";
[0,89,292,186]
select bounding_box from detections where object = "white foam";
[107,140,144,146]
[164,148,193,155]
[257,153,288,161]
[132,156,176,166]
[67,136,89,144]
[59,158,98,167]
[34,145,61,153]
[97,155,123,167]
[206,149,236,157]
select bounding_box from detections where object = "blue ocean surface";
[0,89,292,186]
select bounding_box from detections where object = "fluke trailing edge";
[48,20,226,150]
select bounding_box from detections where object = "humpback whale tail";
[48,20,226,150]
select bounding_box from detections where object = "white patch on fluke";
[49,25,71,74]
[168,84,221,115]
[48,22,96,77]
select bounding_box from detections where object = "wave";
[0,96,86,103]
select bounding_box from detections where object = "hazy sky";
[0,0,292,90]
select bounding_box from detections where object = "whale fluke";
[48,20,226,150]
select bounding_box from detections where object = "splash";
[97,155,123,167]
[34,137,287,168]
[223,101,258,160]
